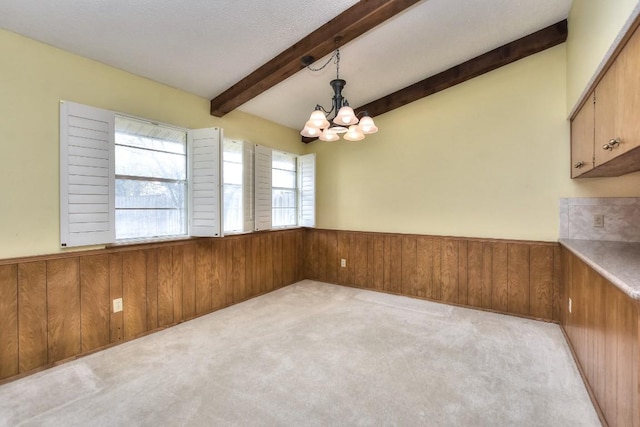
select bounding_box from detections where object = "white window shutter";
[188,128,221,237]
[60,101,116,247]
[298,153,316,228]
[243,142,255,232]
[254,144,272,231]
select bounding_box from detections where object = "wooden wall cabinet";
[561,248,639,426]
[570,25,640,178]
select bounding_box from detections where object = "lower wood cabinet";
[561,247,639,426]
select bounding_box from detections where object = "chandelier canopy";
[300,48,378,142]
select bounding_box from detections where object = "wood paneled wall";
[305,229,560,321]
[561,247,639,427]
[0,229,304,382]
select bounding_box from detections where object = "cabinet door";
[570,95,595,178]
[617,26,640,155]
[594,60,620,167]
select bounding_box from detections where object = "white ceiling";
[0,0,572,130]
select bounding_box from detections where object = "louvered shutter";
[254,144,272,231]
[188,128,221,237]
[243,142,255,232]
[60,101,116,247]
[298,153,316,227]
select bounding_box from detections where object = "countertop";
[559,239,640,300]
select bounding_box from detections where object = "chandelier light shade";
[300,48,378,142]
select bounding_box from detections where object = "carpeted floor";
[0,280,600,426]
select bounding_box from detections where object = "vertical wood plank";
[466,241,483,308]
[109,253,124,343]
[47,258,81,363]
[80,255,110,353]
[458,241,468,305]
[337,232,352,286]
[244,236,255,298]
[385,235,402,293]
[481,243,493,310]
[226,238,247,302]
[195,241,213,314]
[295,229,305,282]
[591,274,607,414]
[18,262,48,372]
[283,232,297,286]
[272,233,283,289]
[353,233,368,288]
[249,234,261,297]
[401,235,418,296]
[325,231,338,284]
[0,264,19,379]
[617,289,635,427]
[530,245,553,320]
[371,235,385,291]
[416,236,433,299]
[146,249,158,331]
[552,245,562,322]
[491,242,508,312]
[182,243,196,319]
[123,250,147,339]
[507,244,530,316]
[603,279,618,427]
[171,246,184,322]
[305,229,318,280]
[263,234,274,294]
[211,238,227,309]
[441,239,459,304]
[157,247,174,327]
[432,238,442,301]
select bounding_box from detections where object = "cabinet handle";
[574,161,585,168]
[602,138,621,150]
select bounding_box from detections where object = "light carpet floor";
[0,280,599,427]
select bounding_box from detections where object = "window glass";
[115,116,187,239]
[272,151,297,227]
[223,139,244,233]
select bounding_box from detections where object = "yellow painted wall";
[0,29,300,259]
[567,0,639,112]
[309,44,640,242]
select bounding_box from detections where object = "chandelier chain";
[307,48,341,79]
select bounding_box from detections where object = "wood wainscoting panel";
[18,262,48,372]
[47,258,81,363]
[507,243,530,316]
[122,250,147,340]
[109,253,124,343]
[306,229,559,322]
[80,255,110,353]
[0,264,18,379]
[146,248,159,331]
[182,244,196,320]
[157,247,174,327]
[195,241,213,315]
[561,248,640,427]
[170,245,184,322]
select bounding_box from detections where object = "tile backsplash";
[559,198,640,242]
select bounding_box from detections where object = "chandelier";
[300,48,378,142]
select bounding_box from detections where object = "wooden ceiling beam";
[355,20,568,118]
[210,0,422,117]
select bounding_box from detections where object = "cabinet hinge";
[592,92,596,104]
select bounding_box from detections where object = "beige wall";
[309,44,640,242]
[0,29,300,259]
[566,0,640,112]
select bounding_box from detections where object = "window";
[222,139,253,233]
[272,151,298,227]
[60,101,221,247]
[115,116,187,240]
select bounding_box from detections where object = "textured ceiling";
[0,0,572,130]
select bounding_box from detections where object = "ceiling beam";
[355,20,568,117]
[210,0,422,117]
